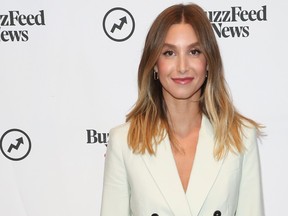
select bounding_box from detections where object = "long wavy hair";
[126,3,262,160]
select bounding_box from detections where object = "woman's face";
[155,23,207,102]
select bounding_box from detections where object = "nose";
[177,54,188,74]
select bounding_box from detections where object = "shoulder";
[241,119,258,138]
[109,122,130,139]
[108,122,130,151]
[240,119,259,151]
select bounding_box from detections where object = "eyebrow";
[162,42,200,49]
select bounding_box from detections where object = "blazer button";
[213,210,221,216]
[151,214,159,216]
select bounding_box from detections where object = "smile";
[172,77,194,85]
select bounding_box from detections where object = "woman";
[100,3,264,216]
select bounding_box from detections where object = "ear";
[206,64,209,71]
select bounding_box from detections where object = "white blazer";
[100,115,264,216]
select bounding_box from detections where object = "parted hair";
[125,3,262,159]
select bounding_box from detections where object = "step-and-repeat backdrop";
[1,0,287,215]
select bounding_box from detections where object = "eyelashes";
[190,49,201,55]
[163,50,174,56]
[162,48,202,57]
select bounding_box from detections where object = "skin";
[154,23,208,192]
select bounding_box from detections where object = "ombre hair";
[126,3,262,159]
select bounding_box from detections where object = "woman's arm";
[236,127,265,215]
[100,127,130,216]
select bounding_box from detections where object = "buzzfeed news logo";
[206,5,267,38]
[0,10,45,42]
[86,129,109,146]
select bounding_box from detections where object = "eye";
[163,50,175,56]
[190,49,201,56]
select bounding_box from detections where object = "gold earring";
[153,71,159,80]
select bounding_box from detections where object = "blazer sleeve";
[236,127,265,216]
[100,126,130,216]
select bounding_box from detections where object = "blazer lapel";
[185,115,224,216]
[141,136,192,216]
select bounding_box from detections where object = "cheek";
[156,62,172,87]
[193,59,207,75]
[156,60,172,74]
[199,65,207,77]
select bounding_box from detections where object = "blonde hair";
[126,3,263,159]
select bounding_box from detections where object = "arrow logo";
[8,137,24,153]
[110,16,127,33]
[0,129,31,161]
[103,7,135,42]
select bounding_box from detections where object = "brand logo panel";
[0,10,45,42]
[0,129,31,161]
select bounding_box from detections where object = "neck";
[165,99,202,138]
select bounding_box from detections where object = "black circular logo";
[0,129,31,161]
[103,7,135,42]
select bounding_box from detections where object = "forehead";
[164,23,198,44]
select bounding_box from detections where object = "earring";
[205,71,208,78]
[153,71,159,80]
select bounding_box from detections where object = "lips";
[172,77,194,84]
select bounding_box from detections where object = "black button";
[213,210,221,216]
[151,214,158,216]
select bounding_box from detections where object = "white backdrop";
[0,0,287,215]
